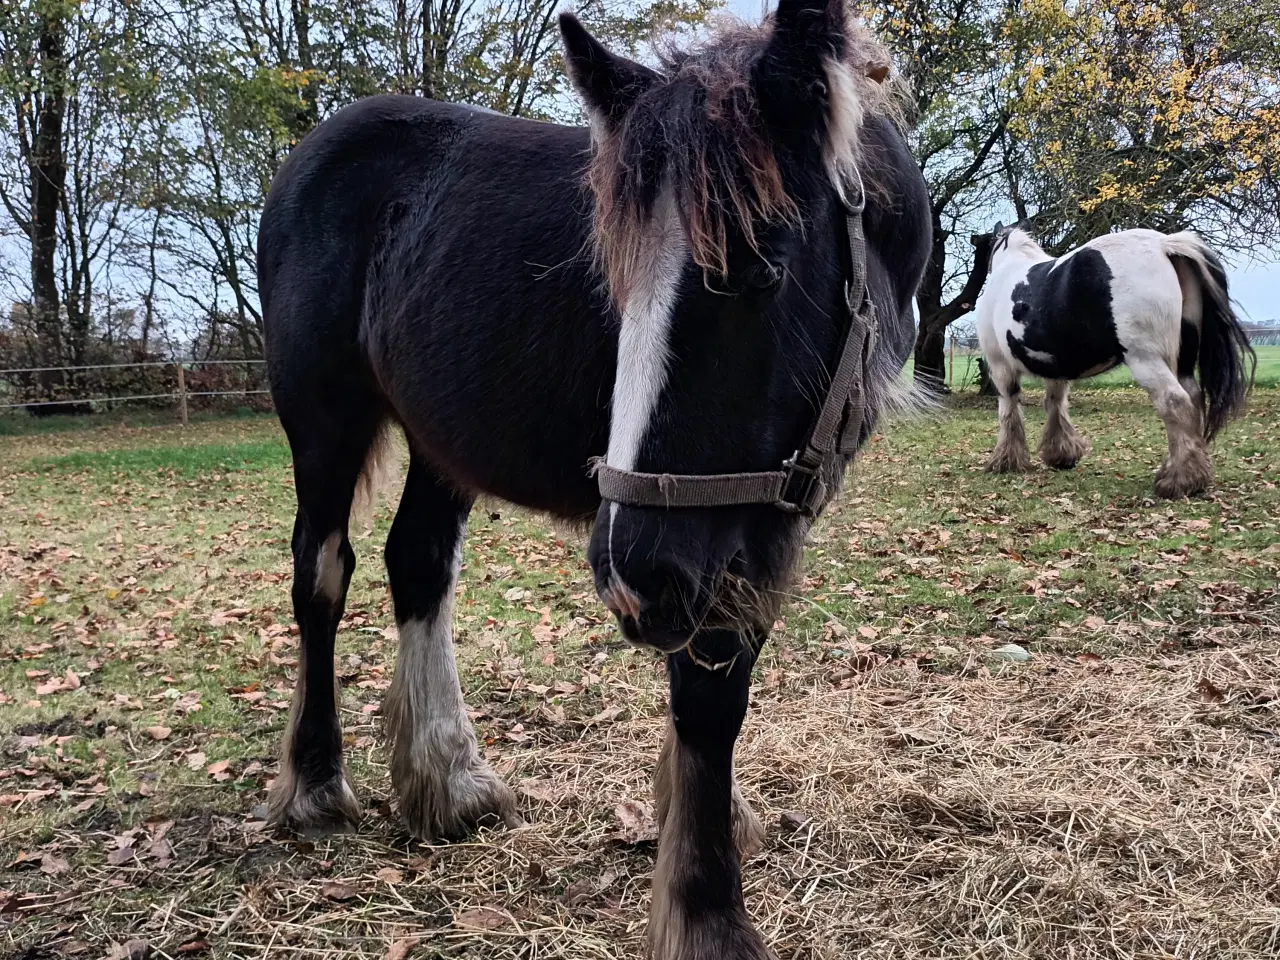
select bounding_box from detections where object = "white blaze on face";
[605,189,687,473]
[603,188,687,596]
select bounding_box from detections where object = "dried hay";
[24,642,1278,959]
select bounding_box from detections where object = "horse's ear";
[993,221,1005,234]
[559,14,659,129]
[766,0,848,67]
[756,0,848,130]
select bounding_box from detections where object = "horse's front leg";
[986,373,1033,474]
[1038,378,1091,469]
[650,630,768,960]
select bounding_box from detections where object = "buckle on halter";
[776,453,826,517]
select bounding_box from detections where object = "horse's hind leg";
[383,454,519,840]
[1128,356,1213,498]
[268,408,383,833]
[1039,379,1091,470]
[986,370,1033,473]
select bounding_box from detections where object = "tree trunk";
[912,213,948,390]
[291,0,319,134]
[913,230,995,393]
[31,6,68,392]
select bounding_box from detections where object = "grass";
[1,388,1278,959]
[939,342,1280,392]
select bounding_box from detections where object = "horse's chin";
[616,613,694,654]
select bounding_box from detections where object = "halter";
[593,170,878,519]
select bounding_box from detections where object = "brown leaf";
[206,760,232,781]
[209,608,251,627]
[39,853,71,876]
[455,906,514,930]
[176,938,211,955]
[185,752,207,771]
[779,811,812,833]
[561,878,594,907]
[386,937,421,960]
[143,726,171,741]
[375,867,403,884]
[889,727,940,747]
[518,780,557,803]
[613,800,659,844]
[107,841,137,866]
[146,838,173,863]
[34,679,66,696]
[63,669,81,690]
[1197,677,1226,702]
[320,880,360,901]
[108,940,151,960]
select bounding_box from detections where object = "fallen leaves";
[39,853,70,876]
[386,936,421,960]
[209,607,251,626]
[455,905,515,931]
[1197,677,1226,702]
[613,800,659,845]
[780,811,812,833]
[32,669,81,696]
[144,725,172,741]
[320,880,360,901]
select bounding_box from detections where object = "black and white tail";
[1164,231,1256,440]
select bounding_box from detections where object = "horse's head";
[990,220,1044,271]
[562,0,907,653]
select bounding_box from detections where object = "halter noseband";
[593,169,877,519]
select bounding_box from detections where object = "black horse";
[258,2,930,956]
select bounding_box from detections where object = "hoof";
[1040,432,1090,470]
[985,450,1033,474]
[732,784,766,860]
[267,768,361,836]
[1154,452,1213,499]
[395,756,522,841]
[649,908,772,960]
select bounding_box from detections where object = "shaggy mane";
[587,10,895,305]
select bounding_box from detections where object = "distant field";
[937,343,1280,391]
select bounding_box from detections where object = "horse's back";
[984,229,1185,381]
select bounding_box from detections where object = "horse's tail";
[1163,231,1255,440]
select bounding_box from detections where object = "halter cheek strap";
[593,170,877,518]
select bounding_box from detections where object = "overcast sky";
[722,0,1280,322]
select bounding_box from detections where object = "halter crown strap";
[594,170,876,518]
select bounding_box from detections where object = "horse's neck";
[1007,232,1050,263]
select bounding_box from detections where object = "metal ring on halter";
[841,165,867,216]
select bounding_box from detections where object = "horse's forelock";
[587,15,895,308]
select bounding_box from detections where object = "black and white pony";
[976,224,1254,498]
[257,2,930,956]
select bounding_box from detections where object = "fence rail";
[0,358,269,422]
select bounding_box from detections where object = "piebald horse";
[977,225,1253,498]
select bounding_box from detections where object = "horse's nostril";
[604,579,645,621]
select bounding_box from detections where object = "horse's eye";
[739,261,782,292]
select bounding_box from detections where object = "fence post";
[948,334,955,392]
[176,361,188,426]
